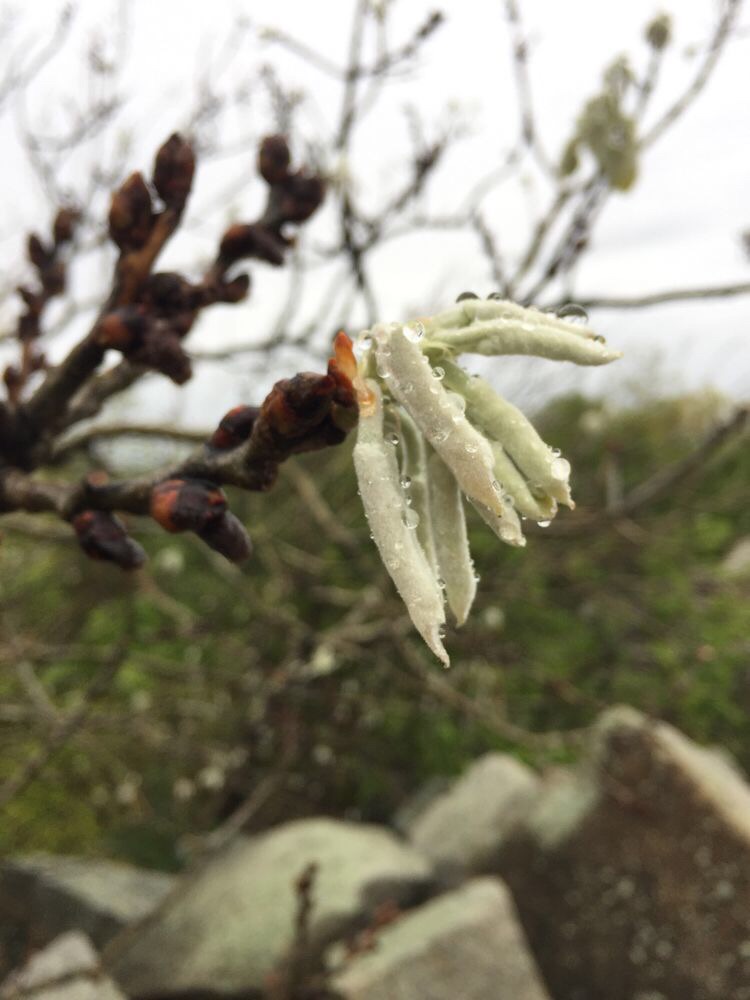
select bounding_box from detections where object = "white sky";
[1,0,748,427]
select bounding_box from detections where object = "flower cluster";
[351,296,621,666]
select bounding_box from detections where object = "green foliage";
[0,391,748,867]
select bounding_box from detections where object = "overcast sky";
[1,0,748,427]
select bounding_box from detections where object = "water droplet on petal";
[556,303,589,325]
[551,457,571,480]
[456,291,479,302]
[537,519,551,528]
[403,321,425,343]
[434,429,450,444]
[491,479,503,493]
[446,391,466,414]
[400,475,412,489]
[465,442,478,454]
[432,366,445,381]
[402,508,420,529]
[386,432,399,446]
[487,291,504,301]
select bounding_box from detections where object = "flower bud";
[150,479,251,563]
[152,133,195,210]
[109,172,155,252]
[53,207,79,245]
[209,405,258,450]
[72,510,146,570]
[219,223,286,266]
[277,173,326,223]
[258,135,291,185]
[646,13,671,50]
[27,233,52,270]
[95,308,146,351]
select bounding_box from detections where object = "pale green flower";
[353,297,620,666]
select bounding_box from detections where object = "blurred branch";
[565,280,750,310]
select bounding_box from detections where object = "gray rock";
[331,877,550,1000]
[0,854,175,971]
[721,536,750,578]
[497,706,750,1000]
[405,753,538,878]
[105,817,434,997]
[0,931,125,999]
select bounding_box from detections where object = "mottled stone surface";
[0,932,125,999]
[106,817,434,997]
[0,855,174,975]
[332,877,550,1000]
[404,753,538,879]
[498,706,750,1000]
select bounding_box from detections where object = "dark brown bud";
[135,328,192,385]
[40,260,66,297]
[27,234,52,270]
[145,272,200,312]
[152,133,195,210]
[258,135,291,185]
[3,364,22,396]
[18,313,40,342]
[198,510,252,563]
[209,405,259,450]
[217,273,250,303]
[219,223,286,267]
[95,308,147,350]
[73,510,146,570]
[17,285,42,313]
[109,172,155,252]
[150,478,227,533]
[277,173,326,223]
[53,207,79,245]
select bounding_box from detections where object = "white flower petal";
[427,452,477,626]
[441,361,574,508]
[490,441,557,521]
[374,324,505,518]
[399,410,439,576]
[353,379,449,666]
[468,497,526,548]
[427,317,621,365]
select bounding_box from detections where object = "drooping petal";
[489,441,557,522]
[399,409,439,577]
[374,324,512,520]
[427,452,477,625]
[353,378,448,666]
[427,316,621,365]
[441,360,574,508]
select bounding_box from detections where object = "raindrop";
[432,366,445,381]
[593,334,606,343]
[551,457,571,480]
[446,391,466,414]
[438,624,447,638]
[386,432,399,446]
[556,303,589,325]
[537,519,551,528]
[403,381,414,393]
[456,291,479,302]
[404,321,425,343]
[491,479,503,493]
[551,447,561,457]
[400,475,412,489]
[465,442,478,454]
[434,429,449,444]
[402,508,420,529]
[357,334,373,350]
[488,291,504,300]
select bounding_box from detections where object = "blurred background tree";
[0,0,748,869]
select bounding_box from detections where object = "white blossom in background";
[352,296,621,666]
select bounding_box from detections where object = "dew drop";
[434,429,450,444]
[593,334,606,343]
[491,479,503,493]
[432,366,445,381]
[446,391,466,414]
[402,508,420,529]
[551,457,571,480]
[487,291,504,301]
[438,624,447,639]
[386,432,399,446]
[400,475,412,489]
[404,321,425,343]
[357,334,373,350]
[465,442,478,454]
[556,303,589,325]
[537,519,552,528]
[551,447,561,457]
[403,381,414,393]
[456,291,479,302]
